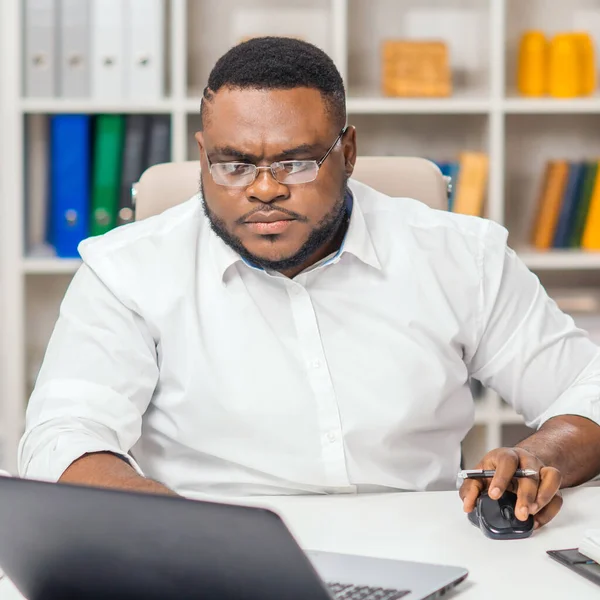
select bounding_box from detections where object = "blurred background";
[2,0,600,473]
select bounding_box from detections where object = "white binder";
[58,0,90,98]
[23,0,57,98]
[125,0,165,99]
[91,0,126,99]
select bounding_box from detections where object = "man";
[20,37,600,530]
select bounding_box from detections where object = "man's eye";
[281,161,312,174]
[221,163,253,175]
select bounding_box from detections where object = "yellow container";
[573,32,596,95]
[517,31,547,96]
[548,33,581,98]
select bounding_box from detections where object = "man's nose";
[246,167,290,204]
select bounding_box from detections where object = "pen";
[458,469,538,480]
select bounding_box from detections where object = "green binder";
[90,115,125,237]
[569,162,598,248]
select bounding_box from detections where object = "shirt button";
[327,432,337,443]
[291,286,303,296]
[310,359,321,369]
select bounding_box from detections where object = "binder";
[90,115,125,236]
[447,162,460,212]
[49,115,91,258]
[91,0,126,99]
[582,164,600,250]
[25,115,50,254]
[24,0,57,97]
[118,115,150,226]
[553,162,586,248]
[145,114,171,168]
[434,161,456,211]
[569,162,598,247]
[125,0,165,99]
[58,0,90,98]
[530,160,569,250]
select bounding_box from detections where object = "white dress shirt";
[19,179,600,498]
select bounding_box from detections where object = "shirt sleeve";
[18,263,159,481]
[467,221,600,430]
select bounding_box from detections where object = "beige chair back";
[133,157,449,221]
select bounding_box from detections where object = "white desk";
[1,484,599,599]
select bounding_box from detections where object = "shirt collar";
[208,181,382,282]
[335,185,382,271]
[208,227,244,283]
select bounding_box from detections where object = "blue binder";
[434,160,459,211]
[553,162,586,248]
[49,114,91,257]
[447,162,460,212]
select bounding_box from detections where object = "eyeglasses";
[205,126,348,187]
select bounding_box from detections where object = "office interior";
[4,0,600,472]
[0,1,600,598]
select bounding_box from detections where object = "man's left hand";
[459,447,563,530]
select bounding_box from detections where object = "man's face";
[196,87,356,274]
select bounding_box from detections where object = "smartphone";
[547,548,600,587]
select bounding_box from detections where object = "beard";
[200,176,350,273]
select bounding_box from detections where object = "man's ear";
[195,131,204,154]
[343,125,357,178]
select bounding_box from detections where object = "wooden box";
[382,40,452,97]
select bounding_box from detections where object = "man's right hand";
[59,452,177,496]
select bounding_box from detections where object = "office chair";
[133,157,450,221]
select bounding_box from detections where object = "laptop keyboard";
[328,582,410,600]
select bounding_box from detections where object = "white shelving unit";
[2,0,600,472]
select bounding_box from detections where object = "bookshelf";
[2,0,600,473]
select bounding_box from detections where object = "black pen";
[458,468,538,480]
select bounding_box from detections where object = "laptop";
[0,476,467,600]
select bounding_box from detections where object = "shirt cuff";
[20,431,144,482]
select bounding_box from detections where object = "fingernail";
[519,507,529,520]
[531,503,539,514]
[490,487,501,498]
[534,521,540,530]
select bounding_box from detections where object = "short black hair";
[200,36,346,130]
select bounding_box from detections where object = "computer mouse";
[468,490,534,540]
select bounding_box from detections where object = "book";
[569,161,598,247]
[530,160,569,250]
[553,162,586,248]
[452,152,488,217]
[90,115,125,236]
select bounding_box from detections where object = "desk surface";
[1,484,599,599]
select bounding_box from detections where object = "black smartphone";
[547,548,600,587]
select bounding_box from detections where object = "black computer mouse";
[468,490,534,540]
